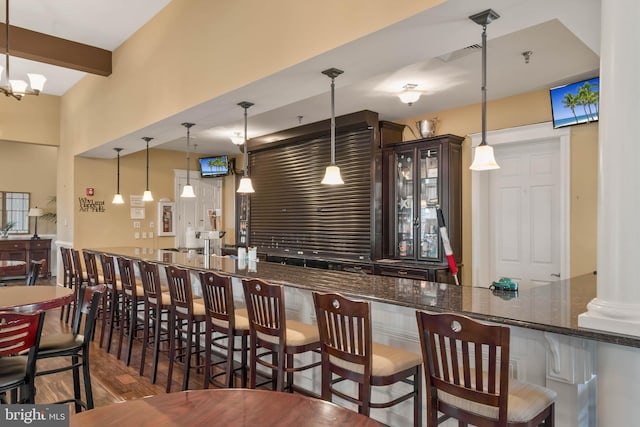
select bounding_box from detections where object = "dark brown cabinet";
[0,238,51,279]
[380,135,463,283]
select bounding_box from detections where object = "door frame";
[470,122,571,287]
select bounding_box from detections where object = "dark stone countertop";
[89,247,640,348]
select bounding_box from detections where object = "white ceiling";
[3,0,600,158]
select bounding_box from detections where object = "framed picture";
[157,201,176,236]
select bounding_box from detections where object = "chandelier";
[1,0,46,100]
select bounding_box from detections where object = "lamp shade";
[469,144,500,171]
[237,177,255,193]
[181,184,196,198]
[112,194,124,204]
[28,208,43,217]
[321,165,344,185]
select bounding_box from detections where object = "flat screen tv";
[199,155,230,177]
[550,77,599,129]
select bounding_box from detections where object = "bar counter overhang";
[87,246,630,426]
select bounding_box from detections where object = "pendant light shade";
[180,123,196,198]
[237,101,255,194]
[321,68,344,185]
[469,9,500,171]
[142,137,154,201]
[112,148,124,204]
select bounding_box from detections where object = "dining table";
[0,285,74,312]
[70,389,382,426]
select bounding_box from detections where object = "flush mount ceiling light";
[469,8,501,171]
[1,0,46,100]
[237,101,256,193]
[180,123,197,198]
[398,83,421,106]
[321,67,344,185]
[112,148,125,204]
[141,137,154,202]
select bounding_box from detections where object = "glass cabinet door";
[395,151,414,258]
[419,147,439,260]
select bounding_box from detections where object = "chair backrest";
[138,260,163,306]
[0,310,44,359]
[26,259,46,286]
[72,284,106,340]
[199,271,235,330]
[165,265,195,316]
[313,292,372,376]
[242,278,286,347]
[60,247,74,288]
[117,256,137,297]
[415,311,510,424]
[83,251,100,286]
[71,249,85,285]
[99,253,118,292]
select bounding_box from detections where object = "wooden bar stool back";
[242,278,321,392]
[98,253,121,353]
[0,311,45,404]
[164,265,206,392]
[313,292,422,427]
[415,311,556,427]
[117,256,145,365]
[59,247,75,323]
[199,271,249,388]
[137,260,171,383]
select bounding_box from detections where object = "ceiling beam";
[0,23,111,76]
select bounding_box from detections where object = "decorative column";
[578,0,640,424]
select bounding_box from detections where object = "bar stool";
[199,270,249,388]
[415,311,556,426]
[242,278,321,392]
[116,256,146,366]
[137,260,172,383]
[165,265,207,392]
[313,292,422,426]
[59,247,75,323]
[98,253,122,353]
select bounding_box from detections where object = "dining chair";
[199,270,249,388]
[165,265,206,392]
[313,291,422,426]
[26,259,46,286]
[242,278,320,392]
[137,260,171,383]
[35,284,105,413]
[0,310,45,404]
[415,311,556,426]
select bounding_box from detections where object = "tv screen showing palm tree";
[199,155,230,177]
[550,77,599,129]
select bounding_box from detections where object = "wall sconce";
[142,137,154,202]
[112,148,125,204]
[398,83,421,106]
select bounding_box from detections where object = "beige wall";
[397,89,598,283]
[0,140,58,236]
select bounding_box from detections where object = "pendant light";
[180,123,196,198]
[141,137,154,201]
[321,67,344,185]
[469,9,500,171]
[112,148,124,204]
[236,101,255,194]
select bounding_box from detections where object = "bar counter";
[88,247,639,349]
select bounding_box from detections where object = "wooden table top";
[0,285,74,311]
[70,389,381,427]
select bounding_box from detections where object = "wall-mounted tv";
[199,155,230,177]
[550,77,599,129]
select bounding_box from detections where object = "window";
[1,192,30,234]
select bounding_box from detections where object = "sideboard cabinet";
[0,238,51,279]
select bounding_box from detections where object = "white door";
[489,139,560,286]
